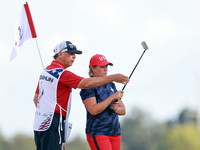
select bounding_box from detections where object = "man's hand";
[113,74,129,85]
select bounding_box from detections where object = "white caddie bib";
[33,68,64,131]
[33,68,73,143]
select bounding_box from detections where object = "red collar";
[51,60,65,69]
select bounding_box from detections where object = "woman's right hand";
[113,90,124,100]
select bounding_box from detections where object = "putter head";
[141,41,149,50]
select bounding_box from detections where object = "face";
[59,52,76,68]
[92,65,108,77]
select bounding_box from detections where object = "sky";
[0,0,200,141]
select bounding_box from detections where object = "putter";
[108,41,149,115]
[121,41,149,91]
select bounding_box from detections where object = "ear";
[92,66,96,72]
[58,52,63,57]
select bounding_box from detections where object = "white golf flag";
[9,3,37,62]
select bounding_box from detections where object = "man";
[33,41,129,150]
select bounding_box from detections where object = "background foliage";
[0,107,200,150]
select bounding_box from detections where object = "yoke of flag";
[46,69,64,79]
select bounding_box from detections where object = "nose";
[72,53,76,59]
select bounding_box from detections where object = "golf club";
[121,41,149,91]
[109,41,149,115]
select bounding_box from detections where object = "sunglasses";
[60,44,77,52]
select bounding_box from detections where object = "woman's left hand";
[110,101,119,111]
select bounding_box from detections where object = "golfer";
[33,41,129,150]
[80,54,126,150]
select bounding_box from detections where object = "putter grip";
[108,98,120,115]
[114,99,118,102]
[108,109,113,115]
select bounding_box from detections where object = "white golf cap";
[54,41,82,54]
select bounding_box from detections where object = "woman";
[80,54,126,150]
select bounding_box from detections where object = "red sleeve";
[35,82,39,94]
[59,70,83,89]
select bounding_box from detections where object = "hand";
[110,91,123,111]
[110,101,119,111]
[114,74,129,85]
[113,90,124,100]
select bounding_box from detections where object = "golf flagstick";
[108,41,149,115]
[35,38,44,69]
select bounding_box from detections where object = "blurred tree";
[120,108,163,150]
[147,123,169,150]
[178,109,196,124]
[0,107,199,150]
[0,131,10,150]
[9,134,35,150]
[64,135,89,150]
[163,124,200,150]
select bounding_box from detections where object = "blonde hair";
[88,65,96,77]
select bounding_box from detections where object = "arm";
[111,99,126,115]
[83,91,124,115]
[33,83,39,107]
[77,74,129,89]
[33,94,39,107]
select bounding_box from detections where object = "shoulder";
[80,87,95,94]
[108,82,116,88]
[62,70,82,78]
[59,70,83,88]
[108,82,117,92]
[80,88,96,101]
